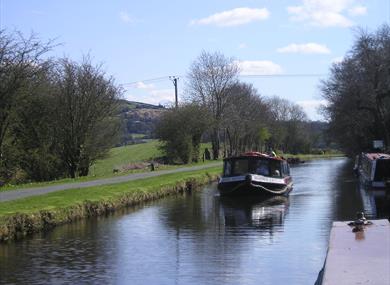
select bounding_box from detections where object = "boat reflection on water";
[358,183,390,219]
[220,195,289,229]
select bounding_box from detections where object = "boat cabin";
[359,153,390,188]
[222,152,290,178]
[218,152,293,196]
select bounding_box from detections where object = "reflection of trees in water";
[331,159,390,220]
[157,188,219,232]
[330,159,364,221]
[0,217,118,284]
[158,186,289,235]
[156,185,290,284]
[358,182,390,219]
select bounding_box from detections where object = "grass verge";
[1,140,216,192]
[0,160,221,192]
[0,166,221,242]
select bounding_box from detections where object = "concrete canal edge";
[0,172,219,242]
[318,219,390,285]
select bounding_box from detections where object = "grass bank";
[1,140,215,192]
[0,166,220,242]
[0,160,221,192]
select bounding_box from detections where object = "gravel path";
[0,162,221,202]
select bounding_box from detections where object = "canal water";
[0,158,389,285]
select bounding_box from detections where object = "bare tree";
[321,24,390,154]
[266,96,308,153]
[222,83,270,155]
[53,57,122,178]
[186,51,239,159]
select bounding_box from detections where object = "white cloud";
[238,43,247,49]
[119,11,133,23]
[235,60,283,75]
[150,89,175,102]
[277,43,331,54]
[297,99,328,108]
[125,88,175,105]
[348,5,367,16]
[191,7,269,27]
[287,0,366,28]
[134,81,155,89]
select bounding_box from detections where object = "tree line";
[0,30,122,183]
[321,24,390,156]
[156,51,324,163]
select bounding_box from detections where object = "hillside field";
[90,140,163,177]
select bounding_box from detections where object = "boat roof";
[364,153,390,160]
[224,152,285,161]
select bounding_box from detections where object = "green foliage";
[10,67,65,181]
[155,104,211,164]
[258,127,271,143]
[0,30,122,183]
[0,30,53,182]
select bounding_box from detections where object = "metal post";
[170,76,179,108]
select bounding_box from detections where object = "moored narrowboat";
[355,153,390,188]
[218,152,293,196]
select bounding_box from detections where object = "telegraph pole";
[170,76,179,108]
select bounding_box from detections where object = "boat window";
[254,160,269,176]
[233,159,249,175]
[281,162,290,176]
[269,160,282,177]
[225,158,285,177]
[224,161,232,176]
[374,160,390,181]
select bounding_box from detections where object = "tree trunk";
[79,166,89,177]
[211,128,219,159]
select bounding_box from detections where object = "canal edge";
[0,172,219,243]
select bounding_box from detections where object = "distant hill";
[117,100,166,145]
[118,99,166,111]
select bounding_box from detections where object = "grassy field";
[1,140,216,191]
[1,140,163,191]
[90,140,163,177]
[1,139,341,191]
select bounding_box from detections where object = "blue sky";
[1,0,388,120]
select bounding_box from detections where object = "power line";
[120,76,173,87]
[240,73,328,78]
[121,73,328,87]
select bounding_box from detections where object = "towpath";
[0,162,221,202]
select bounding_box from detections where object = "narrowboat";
[217,152,293,196]
[355,153,390,188]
